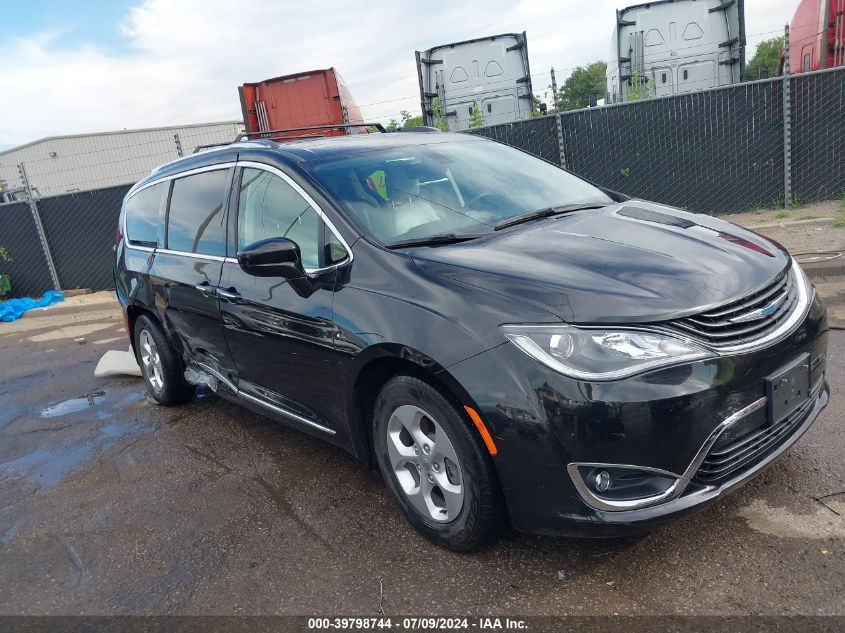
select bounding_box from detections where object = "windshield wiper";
[493,203,608,231]
[385,233,484,249]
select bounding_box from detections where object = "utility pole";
[782,23,792,209]
[550,67,559,111]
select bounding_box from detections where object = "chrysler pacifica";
[114,131,829,550]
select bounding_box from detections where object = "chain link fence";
[791,69,845,204]
[469,66,845,215]
[0,202,55,299]
[0,125,242,298]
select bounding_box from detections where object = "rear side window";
[125,182,167,247]
[166,169,230,256]
[237,168,323,269]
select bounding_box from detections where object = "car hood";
[410,202,791,322]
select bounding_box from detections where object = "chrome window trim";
[235,160,353,274]
[156,248,228,262]
[123,163,236,253]
[125,243,156,253]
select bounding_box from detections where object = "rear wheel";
[373,375,504,551]
[133,315,194,405]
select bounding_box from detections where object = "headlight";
[500,324,714,380]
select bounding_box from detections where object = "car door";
[217,162,351,434]
[148,166,235,379]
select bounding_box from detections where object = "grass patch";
[775,210,790,219]
[835,216,845,228]
[797,214,818,221]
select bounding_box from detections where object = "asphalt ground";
[0,294,842,616]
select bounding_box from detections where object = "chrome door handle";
[194,282,216,297]
[216,288,241,302]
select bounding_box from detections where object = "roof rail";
[398,126,441,133]
[241,122,386,140]
[190,123,386,154]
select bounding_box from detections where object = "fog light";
[594,470,611,492]
[568,464,681,511]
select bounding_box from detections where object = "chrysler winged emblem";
[728,292,787,324]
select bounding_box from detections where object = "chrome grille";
[693,381,820,487]
[664,269,797,347]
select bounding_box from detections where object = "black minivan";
[115,131,829,551]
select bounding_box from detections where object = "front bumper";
[444,292,830,536]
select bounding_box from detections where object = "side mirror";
[237,238,306,279]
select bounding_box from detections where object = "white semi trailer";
[606,0,745,103]
[415,33,534,131]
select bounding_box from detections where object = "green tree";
[744,36,784,80]
[385,119,400,132]
[626,70,655,101]
[557,61,607,111]
[399,110,425,127]
[468,102,485,128]
[431,97,449,132]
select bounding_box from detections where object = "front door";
[149,166,234,378]
[217,163,351,434]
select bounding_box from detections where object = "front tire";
[373,375,504,551]
[133,315,194,406]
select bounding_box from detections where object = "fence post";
[555,113,567,169]
[17,163,61,292]
[174,133,184,157]
[782,24,792,209]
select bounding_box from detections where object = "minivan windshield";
[304,139,611,246]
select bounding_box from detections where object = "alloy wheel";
[139,329,164,392]
[386,404,464,523]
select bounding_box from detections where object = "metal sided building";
[0,121,244,198]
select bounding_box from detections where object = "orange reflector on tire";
[464,405,498,456]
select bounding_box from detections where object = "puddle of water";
[0,420,156,489]
[4,388,157,489]
[40,394,106,418]
[2,442,99,488]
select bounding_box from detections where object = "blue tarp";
[0,290,65,322]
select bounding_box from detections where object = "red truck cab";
[238,68,366,139]
[787,0,845,72]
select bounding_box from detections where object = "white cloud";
[0,0,796,145]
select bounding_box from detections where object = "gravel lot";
[0,293,842,616]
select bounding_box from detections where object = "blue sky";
[0,0,797,148]
[0,0,133,51]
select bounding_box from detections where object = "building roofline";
[0,120,243,157]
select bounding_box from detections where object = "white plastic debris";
[94,347,142,378]
[184,367,218,392]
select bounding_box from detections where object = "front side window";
[125,182,167,247]
[237,168,330,270]
[304,138,611,246]
[166,170,229,256]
